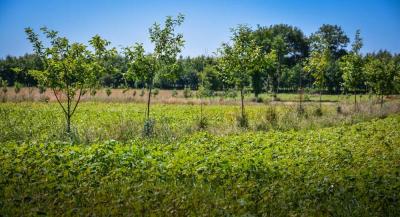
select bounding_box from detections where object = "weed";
[106,88,112,96]
[236,113,249,128]
[143,118,155,137]
[183,87,192,98]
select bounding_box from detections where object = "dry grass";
[3,87,399,107]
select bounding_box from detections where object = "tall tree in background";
[25,27,111,134]
[395,54,400,93]
[364,51,397,108]
[271,35,287,98]
[253,24,308,96]
[196,67,211,129]
[339,30,364,111]
[310,24,349,93]
[125,14,185,121]
[218,25,262,127]
[304,37,331,109]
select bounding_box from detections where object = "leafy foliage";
[1,115,399,216]
[125,14,185,120]
[24,27,113,133]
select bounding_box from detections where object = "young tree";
[125,14,185,120]
[25,27,111,134]
[196,68,210,129]
[0,78,8,101]
[271,35,287,98]
[304,42,331,109]
[218,25,262,126]
[339,30,364,111]
[395,55,400,93]
[364,51,397,108]
[310,24,349,93]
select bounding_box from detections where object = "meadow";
[1,92,400,216]
[1,91,399,144]
[0,109,399,216]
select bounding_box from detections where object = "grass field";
[1,95,400,216]
[0,114,399,216]
[1,99,399,144]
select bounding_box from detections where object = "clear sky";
[0,0,399,58]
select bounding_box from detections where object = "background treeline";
[1,24,399,95]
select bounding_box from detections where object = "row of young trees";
[0,14,399,132]
[12,14,186,135]
[217,25,399,123]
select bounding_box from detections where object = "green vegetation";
[1,100,399,144]
[1,24,399,102]
[0,12,399,217]
[24,27,115,134]
[125,14,184,122]
[1,114,399,216]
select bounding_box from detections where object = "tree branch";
[52,88,68,116]
[70,86,83,117]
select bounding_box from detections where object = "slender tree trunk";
[299,88,303,111]
[380,94,384,109]
[66,92,71,134]
[276,59,281,97]
[66,113,71,134]
[354,90,357,112]
[275,65,280,98]
[200,96,203,121]
[147,86,152,120]
[66,94,71,134]
[299,69,302,111]
[240,88,245,119]
[319,88,322,109]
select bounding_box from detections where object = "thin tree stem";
[147,85,152,120]
[241,88,245,119]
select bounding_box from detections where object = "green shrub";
[143,118,155,137]
[236,113,248,128]
[82,89,88,96]
[196,116,208,130]
[272,95,281,101]
[297,106,305,115]
[304,94,310,101]
[106,88,112,96]
[336,105,342,114]
[251,96,263,103]
[183,87,192,98]
[90,89,97,96]
[172,89,178,97]
[1,79,8,94]
[153,88,159,96]
[38,85,46,94]
[226,90,238,98]
[14,82,22,94]
[265,106,278,125]
[314,107,323,116]
[39,95,50,103]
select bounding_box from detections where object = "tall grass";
[1,100,399,145]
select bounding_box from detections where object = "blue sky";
[0,0,399,58]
